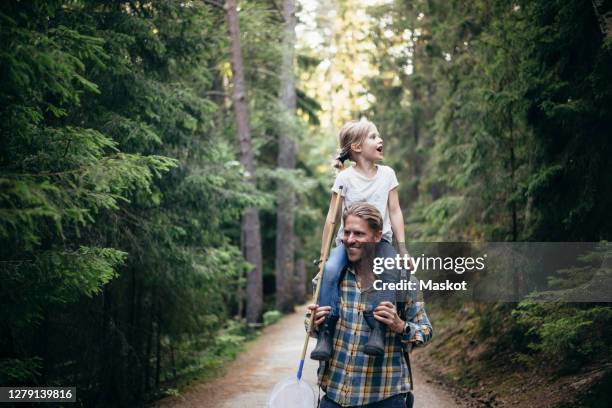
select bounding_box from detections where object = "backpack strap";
[396,266,418,392]
[396,300,414,391]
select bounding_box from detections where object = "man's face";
[343,214,383,263]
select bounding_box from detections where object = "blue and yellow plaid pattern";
[310,267,433,407]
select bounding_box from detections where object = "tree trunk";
[144,295,153,392]
[225,0,263,323]
[133,274,144,398]
[294,237,307,304]
[275,0,297,313]
[155,303,161,388]
[509,108,517,242]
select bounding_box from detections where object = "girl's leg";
[310,244,347,361]
[362,240,400,356]
[366,240,400,311]
[316,243,347,317]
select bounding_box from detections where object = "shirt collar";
[344,264,375,293]
[345,264,356,275]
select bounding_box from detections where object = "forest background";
[1,0,611,406]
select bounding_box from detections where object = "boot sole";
[310,351,331,361]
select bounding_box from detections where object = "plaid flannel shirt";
[307,266,433,407]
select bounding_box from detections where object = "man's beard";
[349,243,377,271]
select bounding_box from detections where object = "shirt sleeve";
[387,166,399,191]
[331,171,347,196]
[400,301,433,347]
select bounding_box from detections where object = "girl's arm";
[319,192,341,260]
[388,188,407,257]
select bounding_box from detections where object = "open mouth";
[376,146,383,153]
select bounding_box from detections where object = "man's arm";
[401,301,433,347]
[373,299,433,347]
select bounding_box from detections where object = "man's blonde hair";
[343,202,383,233]
[334,119,378,170]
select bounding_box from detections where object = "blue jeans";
[317,240,399,317]
[320,393,408,407]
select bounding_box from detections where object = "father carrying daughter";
[311,118,411,361]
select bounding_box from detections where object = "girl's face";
[352,126,384,162]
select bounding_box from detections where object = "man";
[306,203,433,407]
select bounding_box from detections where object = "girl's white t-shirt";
[331,164,399,246]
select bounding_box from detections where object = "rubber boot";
[362,310,386,356]
[310,315,339,361]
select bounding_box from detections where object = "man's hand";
[307,304,331,328]
[373,301,405,333]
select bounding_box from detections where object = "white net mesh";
[267,377,316,408]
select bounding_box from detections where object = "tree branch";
[203,0,224,10]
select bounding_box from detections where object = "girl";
[310,118,409,361]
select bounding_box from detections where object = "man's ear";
[374,230,382,243]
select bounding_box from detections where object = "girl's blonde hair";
[333,119,378,170]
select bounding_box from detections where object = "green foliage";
[0,358,42,384]
[3,0,610,404]
[367,0,612,243]
[159,319,249,390]
[513,302,612,370]
[0,0,279,405]
[263,310,283,326]
[363,1,612,395]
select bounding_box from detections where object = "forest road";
[154,304,466,408]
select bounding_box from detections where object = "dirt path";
[155,305,467,408]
